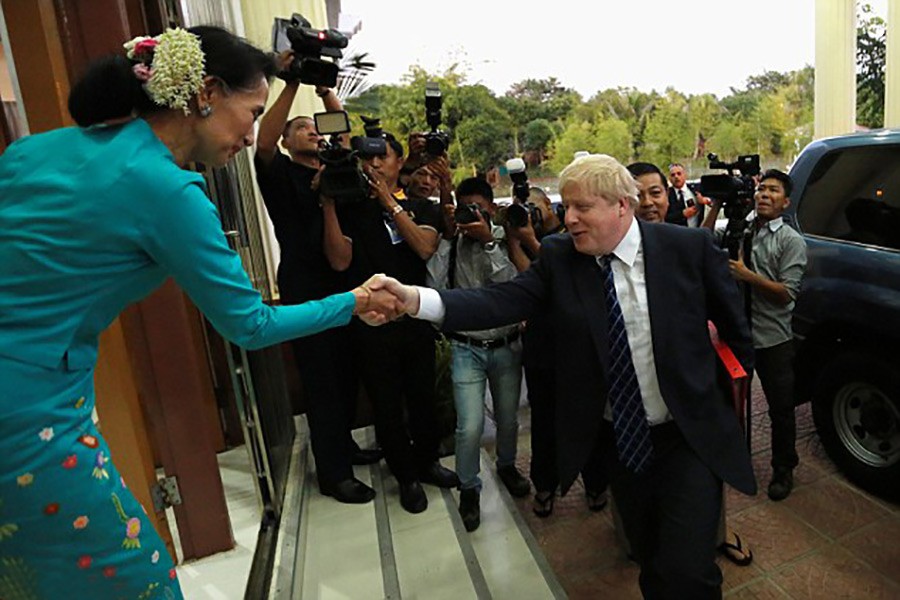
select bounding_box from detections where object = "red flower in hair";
[134,38,158,57]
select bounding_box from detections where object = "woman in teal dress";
[0,26,396,599]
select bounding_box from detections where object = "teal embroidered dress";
[0,119,355,598]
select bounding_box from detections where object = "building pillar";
[885,0,900,127]
[815,0,856,138]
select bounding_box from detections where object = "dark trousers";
[526,366,607,494]
[601,421,723,600]
[292,325,358,487]
[754,340,799,471]
[355,319,440,483]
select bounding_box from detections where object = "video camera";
[272,14,348,87]
[697,153,760,259]
[313,111,386,205]
[424,82,450,157]
[494,158,543,231]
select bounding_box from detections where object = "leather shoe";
[418,462,460,488]
[352,448,383,465]
[459,488,480,532]
[320,478,375,504]
[497,465,530,498]
[767,467,794,501]
[399,481,428,514]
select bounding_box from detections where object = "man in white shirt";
[667,162,704,227]
[374,154,755,599]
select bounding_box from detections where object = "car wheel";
[811,352,900,502]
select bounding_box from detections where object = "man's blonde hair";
[558,154,639,208]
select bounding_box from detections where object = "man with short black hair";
[254,51,379,505]
[323,132,459,514]
[428,177,529,531]
[720,168,806,500]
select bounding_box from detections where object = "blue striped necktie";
[600,255,654,473]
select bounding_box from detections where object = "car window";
[797,144,900,250]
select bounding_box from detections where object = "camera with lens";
[272,13,348,87]
[454,203,491,226]
[494,158,544,232]
[697,153,761,259]
[314,111,386,205]
[423,82,450,157]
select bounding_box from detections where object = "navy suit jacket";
[439,220,757,495]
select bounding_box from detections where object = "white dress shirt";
[675,185,701,227]
[415,216,671,425]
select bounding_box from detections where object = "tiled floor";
[178,386,899,599]
[283,425,563,599]
[508,389,900,599]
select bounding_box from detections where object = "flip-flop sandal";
[718,532,754,566]
[532,491,555,518]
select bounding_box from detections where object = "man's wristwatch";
[389,204,404,217]
[483,240,498,251]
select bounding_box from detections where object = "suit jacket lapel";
[572,251,610,373]
[638,221,668,361]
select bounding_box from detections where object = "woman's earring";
[199,105,212,118]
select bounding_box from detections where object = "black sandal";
[532,491,555,518]
[718,531,754,567]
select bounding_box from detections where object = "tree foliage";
[346,51,866,180]
[857,3,886,129]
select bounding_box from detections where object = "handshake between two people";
[351,274,421,326]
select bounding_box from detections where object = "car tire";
[811,352,900,502]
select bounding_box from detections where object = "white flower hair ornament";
[123,28,206,115]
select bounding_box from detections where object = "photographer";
[405,154,454,208]
[429,177,530,532]
[254,50,379,505]
[703,169,807,501]
[505,187,609,518]
[323,131,459,514]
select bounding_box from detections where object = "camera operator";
[667,163,708,227]
[702,169,807,501]
[254,50,380,505]
[322,131,459,514]
[505,187,609,518]
[428,177,530,532]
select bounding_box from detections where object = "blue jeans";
[451,338,523,491]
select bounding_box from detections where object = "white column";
[815,0,857,139]
[885,0,900,127]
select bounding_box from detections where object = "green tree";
[641,90,693,166]
[857,3,886,128]
[523,118,555,159]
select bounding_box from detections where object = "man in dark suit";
[375,154,756,598]
[666,162,705,227]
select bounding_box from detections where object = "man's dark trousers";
[355,318,440,483]
[292,325,358,488]
[601,421,723,599]
[755,341,798,470]
[526,365,608,494]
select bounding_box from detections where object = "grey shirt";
[426,225,520,340]
[748,217,807,349]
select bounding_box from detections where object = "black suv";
[787,130,900,501]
